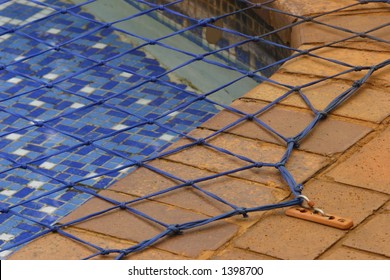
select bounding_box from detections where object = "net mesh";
[0,0,389,259]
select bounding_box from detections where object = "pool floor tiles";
[0,0,220,258]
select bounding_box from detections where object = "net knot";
[292,86,302,92]
[352,80,363,88]
[33,120,44,127]
[300,50,309,55]
[98,60,106,66]
[60,8,68,14]
[287,138,300,148]
[195,54,204,61]
[252,36,261,42]
[302,16,313,22]
[51,225,60,233]
[100,250,110,255]
[20,163,28,169]
[66,182,75,189]
[149,76,157,83]
[294,184,304,192]
[185,180,195,186]
[275,162,284,168]
[167,224,182,235]
[96,99,105,105]
[53,45,61,51]
[196,138,205,145]
[317,111,328,119]
[246,71,255,78]
[104,23,112,28]
[135,161,143,167]
[45,82,53,88]
[148,40,157,45]
[198,17,215,26]
[254,162,263,168]
[0,64,6,70]
[84,140,93,146]
[246,114,254,120]
[0,207,9,213]
[354,66,364,71]
[146,118,154,125]
[237,207,248,218]
[357,32,367,38]
[15,162,27,169]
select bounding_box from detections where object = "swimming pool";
[0,0,283,258]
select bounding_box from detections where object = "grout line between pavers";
[63,226,138,246]
[210,98,379,129]
[306,176,390,198]
[278,68,390,88]
[160,156,295,193]
[318,175,390,196]
[317,198,390,259]
[155,157,290,192]
[64,186,235,222]
[214,246,283,260]
[238,99,386,127]
[195,126,347,160]
[318,115,390,182]
[58,226,192,259]
[340,245,390,259]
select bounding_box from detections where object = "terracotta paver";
[60,189,238,258]
[234,209,346,260]
[232,178,388,260]
[281,44,390,87]
[212,248,277,260]
[319,246,388,260]
[342,212,390,257]
[244,72,390,123]
[123,247,190,260]
[110,159,289,217]
[266,0,388,18]
[201,99,373,155]
[9,228,135,260]
[9,227,188,260]
[255,1,389,44]
[327,125,390,194]
[291,12,390,47]
[164,128,329,187]
[301,179,388,226]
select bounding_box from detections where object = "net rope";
[0,0,389,259]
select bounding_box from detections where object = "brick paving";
[245,72,390,123]
[201,99,373,155]
[9,0,390,260]
[327,126,390,194]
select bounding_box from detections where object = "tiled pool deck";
[1,0,390,260]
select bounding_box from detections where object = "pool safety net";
[0,0,389,259]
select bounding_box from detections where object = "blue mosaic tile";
[0,0,221,258]
[16,223,41,234]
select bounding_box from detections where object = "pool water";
[0,0,279,259]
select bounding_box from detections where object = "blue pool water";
[0,0,224,258]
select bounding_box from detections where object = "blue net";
[0,0,389,259]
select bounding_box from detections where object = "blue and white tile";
[0,0,221,258]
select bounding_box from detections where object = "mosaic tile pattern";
[0,0,219,258]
